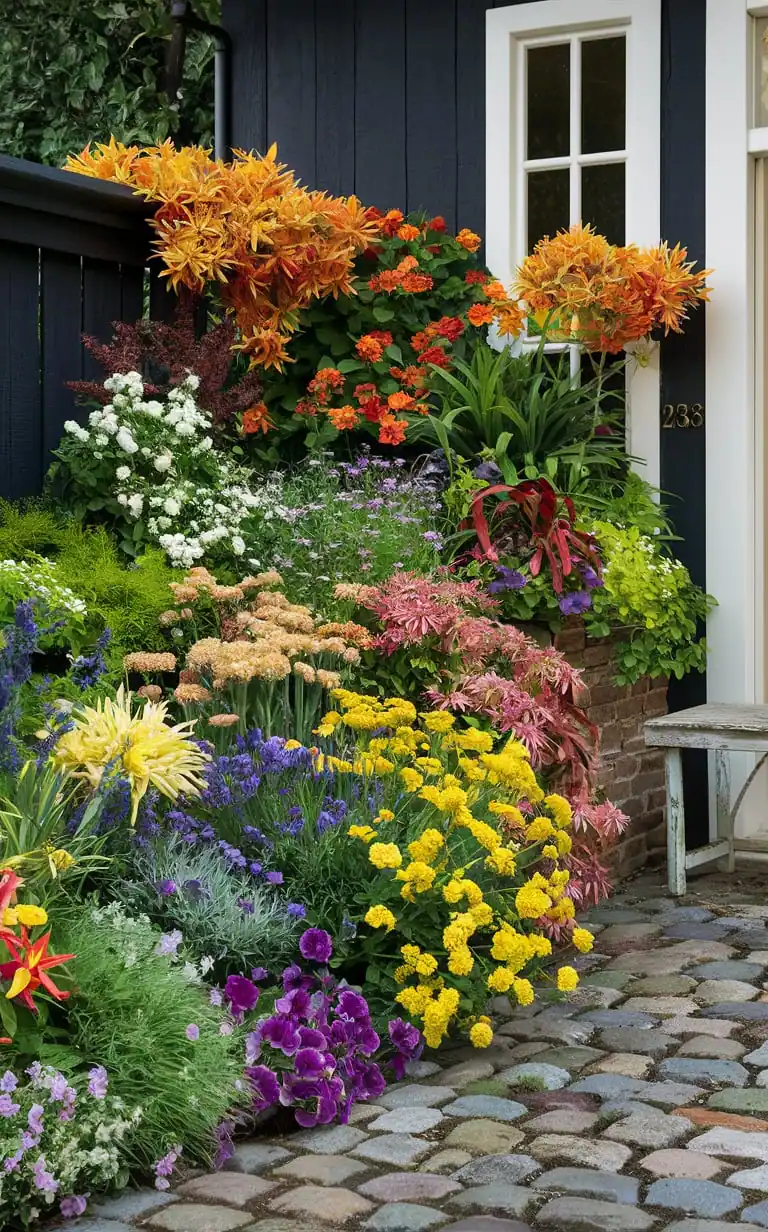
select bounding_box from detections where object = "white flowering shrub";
[54,372,266,570]
[0,558,88,651]
[0,1063,141,1226]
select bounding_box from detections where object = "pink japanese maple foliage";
[349,570,628,906]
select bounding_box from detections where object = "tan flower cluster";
[333,583,378,604]
[137,684,163,701]
[174,683,212,704]
[124,652,177,674]
[208,713,239,728]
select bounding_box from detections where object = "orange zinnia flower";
[467,303,495,327]
[483,280,508,301]
[378,415,408,446]
[397,223,421,241]
[400,273,433,293]
[388,391,415,411]
[456,228,482,253]
[380,209,405,236]
[465,269,489,285]
[356,335,385,362]
[328,405,360,430]
[427,216,447,233]
[242,402,272,435]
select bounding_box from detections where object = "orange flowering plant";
[494,223,711,353]
[253,210,519,455]
[0,869,74,1042]
[65,139,377,370]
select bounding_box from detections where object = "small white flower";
[154,453,172,473]
[163,498,181,517]
[116,427,138,454]
[116,466,131,481]
[127,494,144,518]
[184,373,201,390]
[232,536,245,555]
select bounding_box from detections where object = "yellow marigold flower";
[1,909,16,926]
[528,934,553,958]
[408,828,445,864]
[394,965,411,984]
[542,845,558,860]
[349,825,377,843]
[487,966,515,993]
[421,711,456,733]
[50,849,75,872]
[454,728,495,753]
[415,952,438,977]
[548,897,575,923]
[490,927,531,971]
[469,902,494,926]
[556,831,572,856]
[526,816,556,843]
[439,785,469,814]
[15,905,48,928]
[572,927,595,954]
[396,860,436,899]
[415,757,442,776]
[443,915,477,950]
[544,793,573,828]
[485,848,517,876]
[343,706,382,731]
[369,843,403,870]
[447,946,474,976]
[363,904,396,932]
[469,819,502,852]
[488,802,526,826]
[469,1021,494,1048]
[378,809,395,822]
[327,756,354,773]
[557,965,580,992]
[513,977,535,1006]
[396,985,434,1014]
[54,684,208,825]
[400,768,425,792]
[418,785,443,807]
[515,883,552,919]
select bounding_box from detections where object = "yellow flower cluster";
[318,691,595,1048]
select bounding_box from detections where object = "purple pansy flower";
[59,1195,88,1219]
[260,1015,301,1055]
[246,1064,281,1111]
[294,1047,331,1080]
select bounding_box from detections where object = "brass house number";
[661,403,705,429]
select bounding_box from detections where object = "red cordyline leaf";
[468,477,603,593]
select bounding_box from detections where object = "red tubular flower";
[427,216,447,233]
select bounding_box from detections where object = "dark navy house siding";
[224,0,708,843]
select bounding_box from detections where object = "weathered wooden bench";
[645,703,768,895]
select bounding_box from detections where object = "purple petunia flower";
[488,565,528,593]
[32,1156,58,1194]
[87,1066,108,1100]
[0,1071,17,1094]
[59,1195,88,1219]
[580,564,603,590]
[251,967,269,983]
[299,928,333,964]
[27,1104,44,1135]
[294,1047,331,1080]
[558,590,592,615]
[185,1024,200,1041]
[275,987,311,1019]
[246,1064,281,1111]
[0,1093,19,1118]
[335,990,369,1022]
[155,930,183,957]
[260,1015,301,1056]
[224,975,260,1016]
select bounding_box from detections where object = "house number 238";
[661,403,704,429]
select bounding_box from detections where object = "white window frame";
[486,0,662,487]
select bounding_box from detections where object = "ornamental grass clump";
[52,370,267,570]
[0,1063,142,1229]
[55,902,244,1171]
[310,694,595,1048]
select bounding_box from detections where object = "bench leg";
[715,749,735,873]
[666,747,686,895]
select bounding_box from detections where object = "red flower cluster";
[369,255,434,295]
[355,331,393,362]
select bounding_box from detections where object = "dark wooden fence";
[0,154,155,502]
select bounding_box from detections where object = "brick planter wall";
[554,620,668,879]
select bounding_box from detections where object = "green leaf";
[0,997,16,1038]
[384,343,403,365]
[337,358,366,374]
[372,306,395,323]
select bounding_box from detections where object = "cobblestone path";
[69,873,768,1232]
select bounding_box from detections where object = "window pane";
[527,43,570,159]
[581,36,626,154]
[581,162,625,244]
[527,168,570,251]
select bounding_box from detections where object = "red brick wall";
[554,619,668,878]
